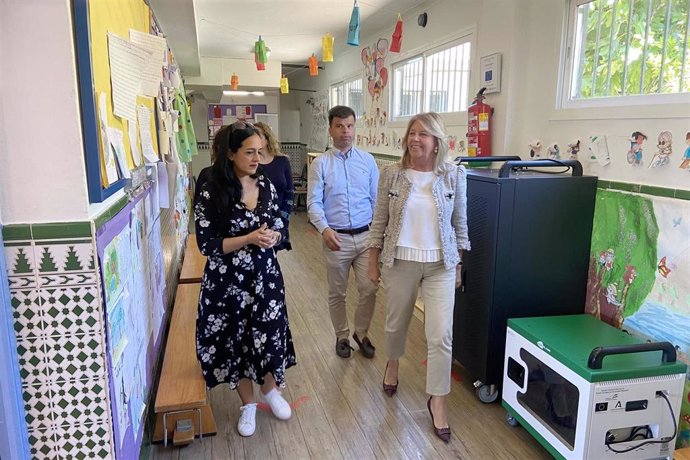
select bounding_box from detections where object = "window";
[563,0,689,104]
[330,76,364,118]
[392,39,472,119]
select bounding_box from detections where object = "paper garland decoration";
[254,52,265,71]
[347,0,360,46]
[309,54,319,76]
[390,14,403,52]
[255,36,268,64]
[280,76,289,94]
[230,73,239,90]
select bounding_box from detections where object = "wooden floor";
[152,213,550,460]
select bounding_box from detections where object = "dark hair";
[210,123,260,214]
[328,105,356,126]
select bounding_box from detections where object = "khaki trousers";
[382,259,455,395]
[322,231,378,340]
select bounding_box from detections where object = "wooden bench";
[179,234,206,284]
[153,283,216,446]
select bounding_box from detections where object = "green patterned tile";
[50,378,108,427]
[16,337,49,385]
[41,286,102,336]
[22,383,53,431]
[27,428,57,459]
[4,245,35,278]
[54,423,112,459]
[44,334,106,382]
[31,222,92,240]
[33,243,95,279]
[2,224,31,241]
[11,289,44,339]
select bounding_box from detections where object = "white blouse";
[395,169,442,262]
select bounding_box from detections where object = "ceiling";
[149,0,421,78]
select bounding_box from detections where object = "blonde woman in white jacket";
[368,112,470,443]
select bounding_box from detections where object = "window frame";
[558,0,690,110]
[329,73,365,119]
[390,32,474,122]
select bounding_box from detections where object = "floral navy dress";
[194,175,297,389]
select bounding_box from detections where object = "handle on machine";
[587,341,677,369]
[455,155,521,164]
[498,159,583,178]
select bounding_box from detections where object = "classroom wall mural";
[359,38,391,150]
[585,189,690,447]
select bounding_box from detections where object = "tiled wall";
[2,222,113,459]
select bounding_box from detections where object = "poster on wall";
[585,190,690,446]
[207,104,267,141]
[306,91,329,152]
[360,38,391,150]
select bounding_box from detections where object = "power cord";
[605,391,678,454]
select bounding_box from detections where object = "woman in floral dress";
[194,122,297,437]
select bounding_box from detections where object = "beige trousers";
[322,231,378,340]
[382,259,455,395]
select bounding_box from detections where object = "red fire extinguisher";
[467,87,493,157]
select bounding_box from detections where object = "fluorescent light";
[223,90,265,96]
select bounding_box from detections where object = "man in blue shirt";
[307,106,379,359]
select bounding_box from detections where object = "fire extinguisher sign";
[479,113,489,131]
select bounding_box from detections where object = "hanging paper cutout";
[230,73,239,90]
[323,33,334,62]
[390,14,403,52]
[528,140,542,158]
[255,36,268,64]
[280,76,289,94]
[589,135,610,166]
[347,0,360,46]
[254,52,265,71]
[567,139,580,160]
[309,54,319,76]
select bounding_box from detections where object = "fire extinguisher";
[467,87,493,157]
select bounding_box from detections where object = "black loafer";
[352,333,376,359]
[335,338,353,358]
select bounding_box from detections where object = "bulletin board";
[73,0,160,203]
[207,103,268,141]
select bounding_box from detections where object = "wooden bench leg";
[153,403,217,445]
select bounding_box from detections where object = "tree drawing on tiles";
[64,246,83,271]
[13,248,32,274]
[39,247,58,273]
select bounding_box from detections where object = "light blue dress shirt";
[307,146,379,234]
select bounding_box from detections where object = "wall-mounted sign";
[480,53,502,94]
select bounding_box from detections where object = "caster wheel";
[506,413,519,427]
[476,384,499,403]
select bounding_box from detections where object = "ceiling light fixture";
[223,90,265,96]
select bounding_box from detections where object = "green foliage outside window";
[573,0,689,99]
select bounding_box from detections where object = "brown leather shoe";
[352,333,375,359]
[382,361,398,397]
[335,338,353,358]
[427,397,451,443]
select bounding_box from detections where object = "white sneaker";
[260,388,292,420]
[237,403,257,437]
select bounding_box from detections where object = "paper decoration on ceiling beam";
[322,33,334,62]
[390,14,403,52]
[309,54,319,76]
[280,75,289,94]
[347,0,360,46]
[255,36,268,64]
[254,52,265,71]
[230,73,239,90]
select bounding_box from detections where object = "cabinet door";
[452,178,501,382]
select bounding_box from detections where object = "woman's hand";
[455,263,463,289]
[249,223,279,249]
[368,264,380,286]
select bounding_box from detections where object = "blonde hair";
[254,121,284,157]
[400,112,452,174]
